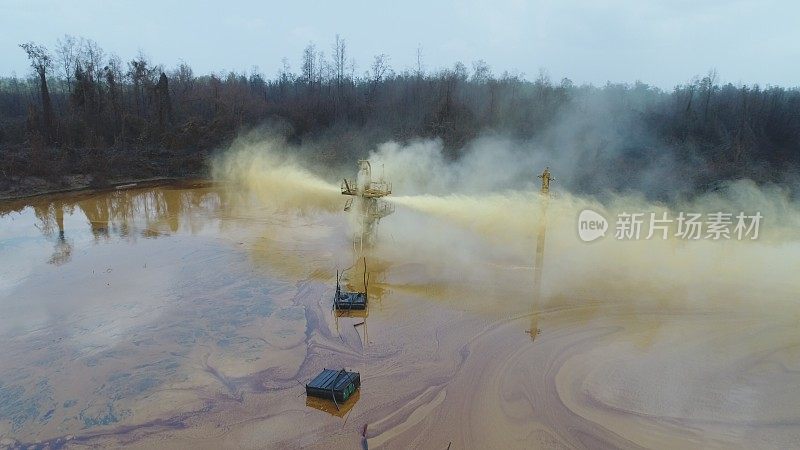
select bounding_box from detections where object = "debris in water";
[361,424,369,450]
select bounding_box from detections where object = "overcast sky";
[2,0,798,89]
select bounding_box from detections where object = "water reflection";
[0,182,224,266]
[333,251,392,350]
[305,390,361,418]
[44,201,73,266]
[0,181,329,442]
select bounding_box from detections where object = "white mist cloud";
[213,131,800,317]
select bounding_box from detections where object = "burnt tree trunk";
[37,67,54,142]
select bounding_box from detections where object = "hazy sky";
[2,0,798,89]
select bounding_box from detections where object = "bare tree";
[128,51,156,117]
[79,38,106,84]
[316,50,328,84]
[301,43,316,84]
[371,54,392,84]
[105,53,124,119]
[55,34,78,93]
[332,34,347,86]
[279,57,293,83]
[700,68,718,121]
[471,59,492,83]
[19,41,54,140]
[416,44,425,78]
[348,57,357,80]
[155,72,172,129]
[171,61,195,97]
[452,61,468,81]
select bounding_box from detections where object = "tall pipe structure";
[533,167,553,292]
[530,167,553,341]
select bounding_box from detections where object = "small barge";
[306,368,361,404]
[334,258,369,310]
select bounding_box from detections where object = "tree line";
[1,35,799,195]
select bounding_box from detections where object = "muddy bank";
[0,175,208,202]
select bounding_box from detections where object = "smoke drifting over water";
[213,133,800,314]
[211,134,341,213]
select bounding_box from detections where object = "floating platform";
[340,160,393,199]
[341,179,392,198]
[334,262,368,310]
[306,369,361,403]
[335,290,367,310]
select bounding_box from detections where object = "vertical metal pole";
[533,169,552,296]
[531,168,552,341]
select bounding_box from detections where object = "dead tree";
[19,42,54,141]
[155,72,173,131]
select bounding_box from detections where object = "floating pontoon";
[305,368,361,404]
[334,258,369,311]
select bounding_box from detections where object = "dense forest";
[1,35,799,198]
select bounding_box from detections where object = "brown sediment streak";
[367,386,448,448]
[15,402,209,448]
[203,358,243,401]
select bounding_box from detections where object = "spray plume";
[212,134,800,315]
[211,133,341,214]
